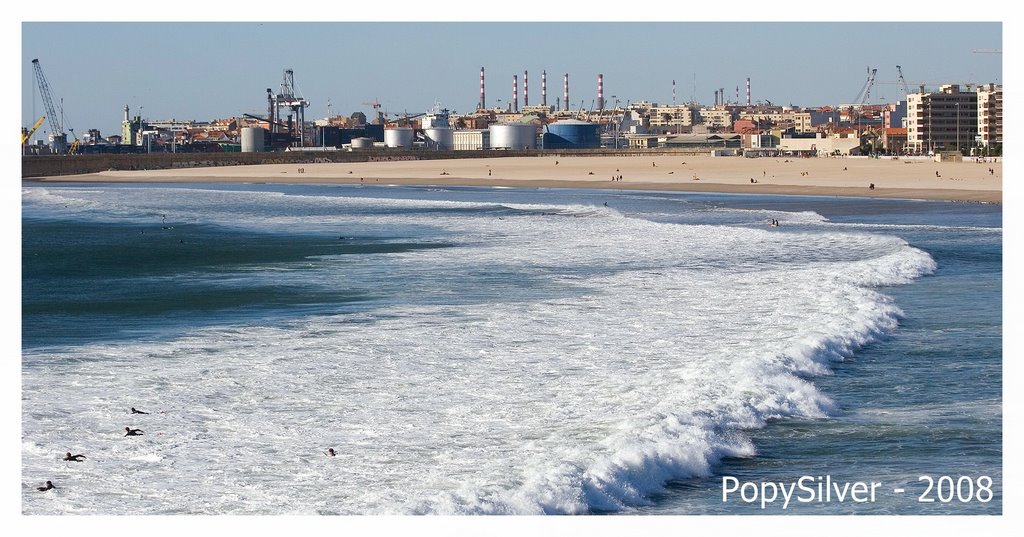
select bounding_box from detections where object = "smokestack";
[746,77,751,106]
[673,80,676,105]
[542,70,547,107]
[563,73,569,112]
[267,88,275,133]
[524,70,529,107]
[513,74,518,113]
[597,73,604,110]
[480,67,486,110]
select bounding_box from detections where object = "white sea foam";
[22,186,936,514]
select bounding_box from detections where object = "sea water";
[21,183,1001,515]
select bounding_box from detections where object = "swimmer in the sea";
[324,448,337,457]
[63,452,85,462]
[125,427,144,436]
[131,407,149,414]
[37,481,55,492]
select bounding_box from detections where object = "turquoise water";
[22,183,1000,515]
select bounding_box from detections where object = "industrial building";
[543,119,601,149]
[24,58,1003,159]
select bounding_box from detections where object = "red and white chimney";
[542,70,547,107]
[512,74,518,112]
[563,73,569,112]
[597,73,604,110]
[524,70,529,107]
[479,67,485,110]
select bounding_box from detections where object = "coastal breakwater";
[22,149,710,178]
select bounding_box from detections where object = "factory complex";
[24,65,1003,160]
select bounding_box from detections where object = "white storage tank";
[384,127,414,148]
[424,128,453,150]
[350,137,374,149]
[488,123,536,149]
[240,127,266,153]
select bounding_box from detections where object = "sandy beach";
[30,154,1003,203]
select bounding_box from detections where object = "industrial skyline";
[21,19,1003,141]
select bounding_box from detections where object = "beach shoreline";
[25,154,1003,203]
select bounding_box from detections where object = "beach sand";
[30,154,1003,203]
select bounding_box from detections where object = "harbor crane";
[31,58,78,153]
[22,116,45,145]
[972,49,1001,54]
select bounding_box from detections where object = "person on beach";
[37,481,55,492]
[869,183,875,190]
[63,452,85,462]
[125,427,144,436]
[131,407,148,414]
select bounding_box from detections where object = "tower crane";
[31,59,78,153]
[363,98,384,124]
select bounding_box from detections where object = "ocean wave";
[22,184,936,514]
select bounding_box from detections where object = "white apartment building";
[648,105,696,127]
[976,83,1002,150]
[741,110,813,132]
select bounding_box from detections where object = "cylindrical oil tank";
[424,128,453,150]
[384,127,414,148]
[488,123,537,149]
[544,119,600,149]
[240,127,266,152]
[350,137,374,149]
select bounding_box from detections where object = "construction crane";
[362,98,384,124]
[853,66,878,104]
[22,116,45,145]
[896,65,910,97]
[972,49,1002,54]
[31,59,78,153]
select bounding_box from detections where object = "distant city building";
[906,84,978,154]
[882,127,908,154]
[742,110,813,132]
[648,105,695,128]
[976,83,1002,151]
[883,101,907,130]
[697,108,734,130]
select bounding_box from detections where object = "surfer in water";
[125,427,144,436]
[131,407,149,414]
[63,452,85,462]
[324,448,337,457]
[37,481,55,492]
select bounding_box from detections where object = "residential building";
[976,83,1002,151]
[906,84,978,154]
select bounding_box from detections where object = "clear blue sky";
[19,13,1005,139]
